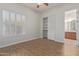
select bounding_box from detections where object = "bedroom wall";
[0,3,40,48]
[40,4,79,44]
[40,5,65,42]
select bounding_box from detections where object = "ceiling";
[19,3,64,13]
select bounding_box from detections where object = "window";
[2,10,26,36]
[65,9,77,32]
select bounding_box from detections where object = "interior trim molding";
[48,38,64,43]
[0,37,39,48]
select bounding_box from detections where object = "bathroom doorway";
[64,9,77,45]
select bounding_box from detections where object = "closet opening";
[43,17,48,39]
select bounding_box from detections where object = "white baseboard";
[0,37,65,48]
[49,39,64,43]
[0,37,39,48]
[54,39,64,43]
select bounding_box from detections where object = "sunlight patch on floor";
[64,39,76,45]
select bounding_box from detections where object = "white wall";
[40,4,79,44]
[0,3,40,48]
[40,5,64,42]
[48,15,56,40]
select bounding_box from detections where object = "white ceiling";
[19,3,64,13]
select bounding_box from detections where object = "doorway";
[64,9,77,45]
[43,17,48,39]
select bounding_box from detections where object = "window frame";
[1,9,26,37]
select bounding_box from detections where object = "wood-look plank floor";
[0,38,79,56]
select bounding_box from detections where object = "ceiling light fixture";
[36,3,48,8]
